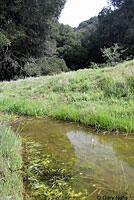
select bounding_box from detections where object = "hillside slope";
[0,60,134,132]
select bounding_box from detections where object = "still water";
[20,118,134,199]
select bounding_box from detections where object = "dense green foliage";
[97,0,134,58]
[0,60,134,132]
[76,16,100,64]
[23,57,69,77]
[52,0,134,69]
[55,24,88,70]
[0,122,23,199]
[73,0,134,66]
[0,0,66,80]
[0,0,134,79]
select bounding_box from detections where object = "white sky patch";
[59,0,108,27]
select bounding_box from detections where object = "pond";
[19,118,134,199]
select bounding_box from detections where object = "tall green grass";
[0,123,23,199]
[0,60,134,132]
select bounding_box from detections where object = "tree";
[98,0,134,59]
[76,17,101,64]
[73,0,134,66]
[108,0,125,8]
[0,0,66,80]
[56,24,88,70]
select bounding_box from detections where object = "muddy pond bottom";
[20,118,134,199]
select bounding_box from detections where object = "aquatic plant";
[23,141,88,200]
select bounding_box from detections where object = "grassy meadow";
[0,60,134,132]
[0,122,23,199]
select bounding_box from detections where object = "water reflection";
[67,130,134,192]
[20,118,134,195]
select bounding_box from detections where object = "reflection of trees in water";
[66,130,132,195]
[66,130,118,180]
[21,119,134,196]
[67,130,134,185]
[98,135,134,193]
[98,135,134,168]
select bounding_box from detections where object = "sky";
[59,0,108,27]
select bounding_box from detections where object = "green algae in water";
[23,141,87,200]
[20,118,134,199]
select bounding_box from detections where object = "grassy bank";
[0,122,23,199]
[0,60,134,132]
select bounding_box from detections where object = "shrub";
[101,43,127,66]
[0,32,11,48]
[40,57,69,75]
[23,57,69,77]
[23,60,41,77]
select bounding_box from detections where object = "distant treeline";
[0,0,134,80]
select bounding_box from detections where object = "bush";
[23,59,41,77]
[23,57,69,77]
[101,43,127,66]
[41,57,69,75]
[0,32,11,48]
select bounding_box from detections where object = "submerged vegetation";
[23,141,86,200]
[0,122,23,199]
[0,59,134,132]
[21,119,133,199]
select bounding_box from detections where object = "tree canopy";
[0,0,66,80]
[0,0,134,80]
[108,0,125,8]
